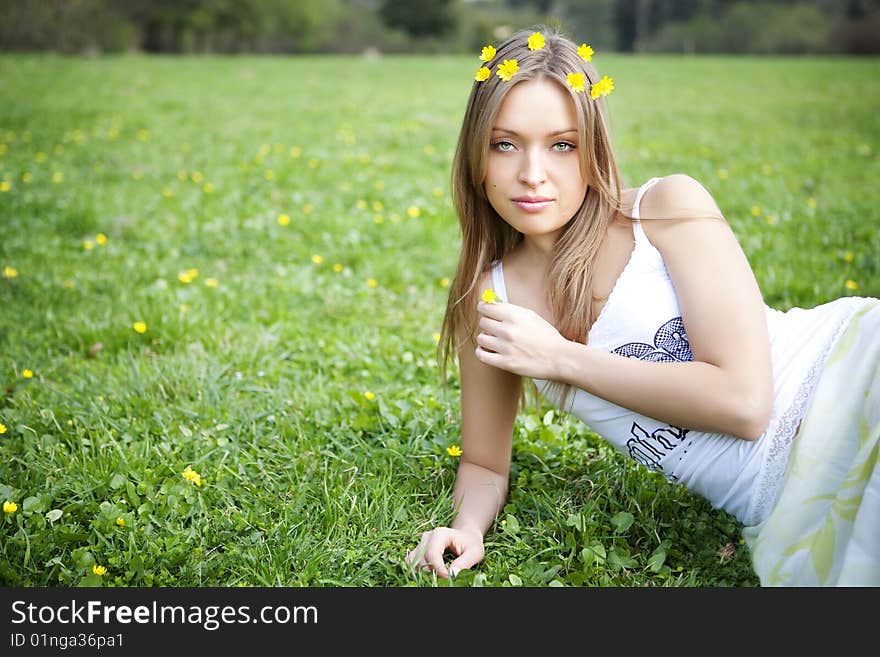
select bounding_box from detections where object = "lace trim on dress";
[745,303,864,526]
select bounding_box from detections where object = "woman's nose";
[517,148,547,187]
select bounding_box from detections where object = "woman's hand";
[474,301,570,380]
[405,526,485,579]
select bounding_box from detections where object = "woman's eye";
[553,142,575,152]
[491,141,514,152]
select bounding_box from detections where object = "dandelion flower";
[482,288,498,304]
[578,43,594,62]
[0,422,6,434]
[178,268,198,284]
[363,391,375,401]
[845,280,858,291]
[433,332,441,343]
[92,564,107,576]
[843,251,854,263]
[182,466,202,487]
[116,517,125,527]
[22,369,33,379]
[750,205,761,217]
[496,59,519,82]
[333,263,343,273]
[84,240,94,250]
[290,146,302,158]
[203,183,214,193]
[440,277,450,287]
[527,32,545,51]
[0,181,9,192]
[446,445,462,457]
[132,321,147,334]
[205,278,218,288]
[3,501,18,514]
[191,171,203,184]
[367,278,377,288]
[475,67,491,82]
[567,73,586,93]
[311,254,323,265]
[407,206,420,218]
[480,45,496,62]
[52,172,64,183]
[96,233,107,246]
[277,213,290,226]
[3,266,18,279]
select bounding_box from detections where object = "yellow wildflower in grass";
[407,206,421,218]
[3,266,18,279]
[807,197,817,209]
[35,151,47,162]
[480,45,496,62]
[132,321,147,334]
[62,280,75,289]
[578,43,594,62]
[367,278,377,288]
[751,205,761,217]
[0,181,10,192]
[845,280,858,291]
[333,263,343,273]
[22,369,33,379]
[178,268,199,284]
[764,215,776,225]
[356,199,368,210]
[205,278,218,288]
[482,288,498,304]
[447,445,463,457]
[22,172,32,183]
[440,277,450,287]
[843,251,854,263]
[191,171,204,184]
[374,215,384,224]
[3,500,18,514]
[137,129,150,141]
[566,73,586,93]
[92,564,107,576]
[203,183,214,193]
[116,517,125,527]
[363,391,375,401]
[83,240,94,250]
[96,233,107,246]
[372,201,383,211]
[311,254,323,265]
[497,59,519,82]
[475,67,491,82]
[0,422,6,434]
[162,187,174,198]
[182,466,202,487]
[433,332,441,343]
[278,213,290,226]
[290,146,302,158]
[52,172,64,183]
[527,32,545,50]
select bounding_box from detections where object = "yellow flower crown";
[474,31,614,99]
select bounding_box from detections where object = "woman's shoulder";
[638,174,724,222]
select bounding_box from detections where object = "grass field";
[0,52,877,587]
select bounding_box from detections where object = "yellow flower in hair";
[527,32,545,51]
[475,67,491,82]
[567,73,586,93]
[480,45,496,62]
[590,75,614,99]
[578,43,594,62]
[496,59,519,82]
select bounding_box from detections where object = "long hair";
[438,26,627,407]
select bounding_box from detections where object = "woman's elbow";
[733,391,773,441]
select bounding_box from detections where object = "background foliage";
[0,0,878,55]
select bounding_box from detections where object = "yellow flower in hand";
[480,45,496,62]
[482,288,498,304]
[567,73,586,93]
[527,32,545,51]
[496,59,519,82]
[578,43,594,62]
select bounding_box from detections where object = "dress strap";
[490,260,509,303]
[631,176,663,242]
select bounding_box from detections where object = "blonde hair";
[438,26,626,407]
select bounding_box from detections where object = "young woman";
[406,27,879,586]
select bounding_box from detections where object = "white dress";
[490,176,876,528]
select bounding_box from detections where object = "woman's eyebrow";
[492,127,578,136]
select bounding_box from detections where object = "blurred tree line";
[0,0,877,54]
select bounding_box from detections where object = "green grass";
[0,53,877,587]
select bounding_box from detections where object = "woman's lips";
[512,199,553,213]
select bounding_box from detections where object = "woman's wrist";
[554,338,589,386]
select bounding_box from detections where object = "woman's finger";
[476,332,503,352]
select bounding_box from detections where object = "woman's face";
[484,77,588,245]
